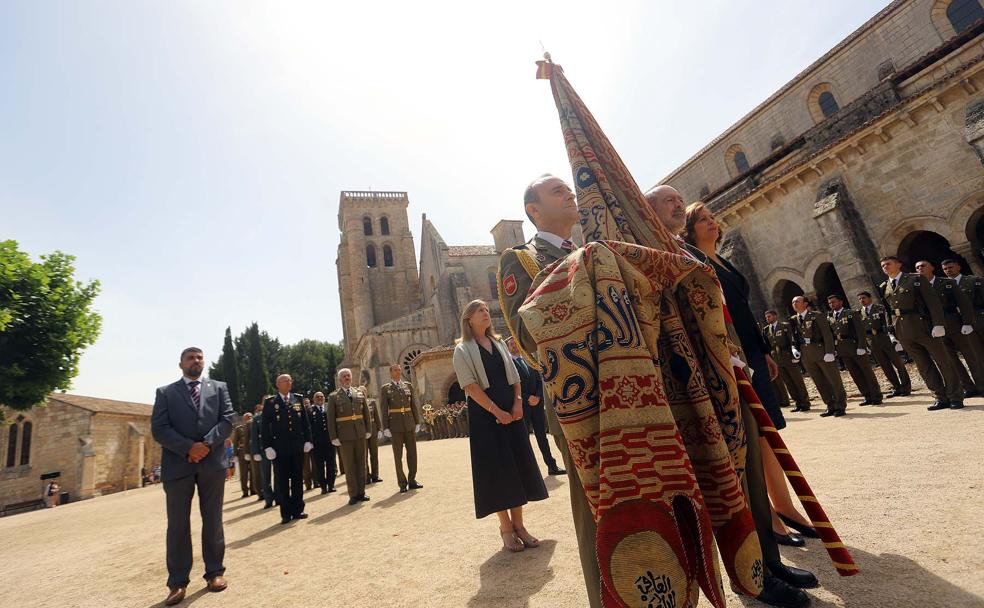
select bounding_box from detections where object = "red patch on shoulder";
[503,274,517,296]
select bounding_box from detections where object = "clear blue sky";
[1,0,887,403]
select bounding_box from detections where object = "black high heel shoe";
[774,531,806,547]
[778,513,819,538]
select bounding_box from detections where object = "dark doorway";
[966,206,984,271]
[813,263,846,312]
[897,230,969,275]
[773,279,805,316]
[447,381,465,404]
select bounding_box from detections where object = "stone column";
[812,179,883,299]
[952,241,984,277]
[719,229,768,316]
[966,100,984,167]
[78,437,96,500]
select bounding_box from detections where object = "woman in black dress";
[684,202,818,544]
[452,299,548,552]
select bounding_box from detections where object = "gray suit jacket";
[151,378,235,482]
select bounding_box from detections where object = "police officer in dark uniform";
[857,291,911,398]
[879,255,960,410]
[261,374,313,524]
[309,391,337,494]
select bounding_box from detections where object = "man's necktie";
[561,239,574,252]
[891,277,898,292]
[189,381,201,411]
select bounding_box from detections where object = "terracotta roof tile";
[46,393,153,417]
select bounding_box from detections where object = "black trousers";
[273,449,305,519]
[258,454,274,506]
[163,468,226,588]
[526,404,558,470]
[312,446,337,490]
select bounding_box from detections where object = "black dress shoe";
[778,514,818,538]
[858,399,872,406]
[281,517,291,524]
[951,401,965,409]
[256,496,264,502]
[885,390,898,399]
[408,481,424,489]
[819,410,834,417]
[348,497,360,505]
[359,494,370,502]
[263,503,273,509]
[964,389,980,399]
[900,390,912,397]
[294,513,308,520]
[768,561,819,589]
[321,488,328,494]
[870,400,882,406]
[328,487,337,493]
[400,486,408,493]
[750,573,811,607]
[928,401,950,411]
[547,467,567,475]
[774,532,805,547]
[833,410,846,417]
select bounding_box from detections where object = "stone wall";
[89,414,160,496]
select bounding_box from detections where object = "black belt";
[892,308,917,316]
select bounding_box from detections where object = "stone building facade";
[336,191,526,409]
[658,0,984,315]
[0,394,160,511]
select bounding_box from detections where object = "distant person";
[249,402,274,508]
[453,299,547,552]
[505,336,564,476]
[224,439,235,481]
[151,347,234,605]
[308,392,337,494]
[45,481,61,507]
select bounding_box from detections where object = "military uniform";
[859,302,911,395]
[828,307,883,405]
[790,310,848,415]
[302,406,314,491]
[364,391,382,483]
[380,379,421,490]
[327,386,370,501]
[249,412,274,507]
[309,402,337,493]
[232,421,255,497]
[930,275,984,396]
[881,273,961,406]
[498,233,600,608]
[762,320,812,411]
[261,393,312,521]
[954,274,984,337]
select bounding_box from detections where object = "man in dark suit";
[151,347,234,606]
[262,374,313,524]
[309,391,337,494]
[506,335,564,475]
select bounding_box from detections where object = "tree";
[281,340,344,396]
[219,327,242,412]
[0,241,102,420]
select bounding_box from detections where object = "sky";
[1,0,888,403]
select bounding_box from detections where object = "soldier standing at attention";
[365,388,383,485]
[790,295,848,417]
[941,258,984,338]
[857,291,911,398]
[327,369,371,505]
[308,392,337,494]
[249,402,274,508]
[916,259,984,400]
[232,412,255,498]
[301,397,314,491]
[261,374,313,524]
[879,255,960,410]
[762,310,812,412]
[379,363,424,493]
[826,295,883,406]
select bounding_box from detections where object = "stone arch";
[963,201,984,268]
[878,216,958,261]
[931,0,984,39]
[447,380,465,404]
[487,266,498,298]
[807,82,840,123]
[380,216,391,236]
[366,243,377,268]
[398,344,429,380]
[768,273,807,315]
[897,230,970,272]
[362,215,374,236]
[725,143,750,178]
[382,243,394,267]
[813,263,847,311]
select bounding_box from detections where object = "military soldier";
[261,375,313,524]
[941,258,984,337]
[364,389,383,484]
[789,295,848,417]
[301,397,314,491]
[879,255,961,410]
[379,363,424,493]
[826,295,883,406]
[308,392,337,494]
[857,291,911,398]
[249,402,274,508]
[327,369,371,505]
[498,174,601,608]
[232,412,255,498]
[762,310,812,412]
[916,259,984,400]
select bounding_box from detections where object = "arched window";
[19,421,31,466]
[380,217,390,235]
[366,244,377,268]
[733,151,750,174]
[818,91,840,118]
[363,216,373,236]
[725,144,750,178]
[488,270,499,298]
[383,245,394,267]
[6,424,18,467]
[948,0,984,34]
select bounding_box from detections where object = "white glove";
[856,348,866,356]
[931,325,945,338]
[364,432,371,439]
[377,431,384,441]
[894,342,904,352]
[415,424,422,433]
[303,442,313,453]
[961,324,973,335]
[889,334,899,344]
[823,353,836,363]
[331,439,341,447]
[791,348,801,360]
[264,447,276,460]
[383,429,392,438]
[253,454,261,461]
[729,355,746,368]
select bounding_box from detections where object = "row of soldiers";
[230,365,424,523]
[761,256,984,415]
